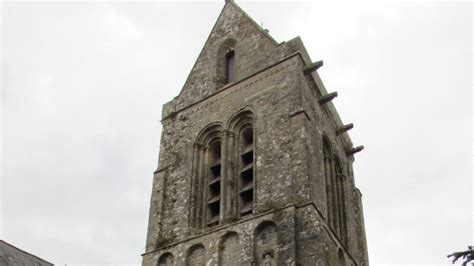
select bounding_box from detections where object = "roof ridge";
[229,1,279,45]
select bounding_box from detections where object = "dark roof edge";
[0,240,54,265]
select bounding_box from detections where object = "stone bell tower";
[142,1,369,265]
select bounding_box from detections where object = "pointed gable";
[174,1,282,110]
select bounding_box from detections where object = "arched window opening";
[191,124,225,229]
[157,252,174,266]
[254,221,278,265]
[239,127,254,216]
[192,113,255,228]
[228,110,255,219]
[225,49,236,84]
[216,39,237,89]
[323,136,348,247]
[219,232,240,265]
[207,140,222,227]
[323,137,336,232]
[242,127,253,146]
[186,244,206,266]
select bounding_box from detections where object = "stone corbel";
[319,92,338,105]
[303,60,324,75]
[345,146,364,157]
[336,123,354,135]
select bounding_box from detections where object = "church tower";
[143,1,368,265]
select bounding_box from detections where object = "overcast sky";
[1,1,472,265]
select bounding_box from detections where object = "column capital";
[194,142,205,149]
[223,129,235,138]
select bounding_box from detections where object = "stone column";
[198,143,207,229]
[189,142,202,228]
[222,129,236,222]
[336,174,347,246]
[324,154,334,230]
[221,130,229,223]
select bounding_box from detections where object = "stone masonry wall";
[143,1,368,265]
[143,206,297,266]
[145,55,306,253]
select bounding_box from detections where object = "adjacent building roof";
[0,240,53,266]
